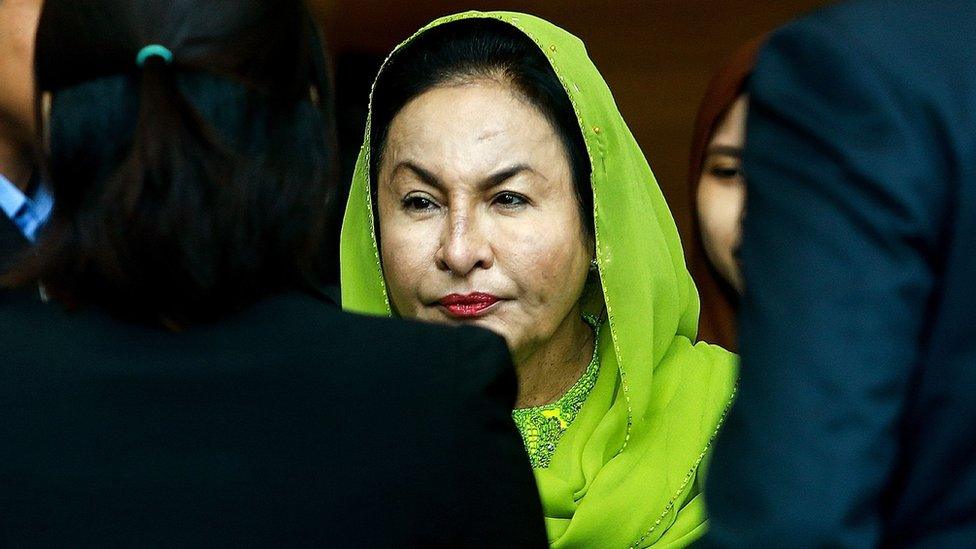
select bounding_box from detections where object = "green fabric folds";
[340,11,738,548]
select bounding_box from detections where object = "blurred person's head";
[367,19,594,366]
[687,36,765,350]
[3,0,338,325]
[0,0,43,186]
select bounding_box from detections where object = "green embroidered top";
[512,315,603,468]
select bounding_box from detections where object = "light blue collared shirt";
[0,172,53,242]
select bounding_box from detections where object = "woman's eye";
[493,192,528,208]
[710,166,742,180]
[402,195,438,211]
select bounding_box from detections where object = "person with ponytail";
[0,1,545,545]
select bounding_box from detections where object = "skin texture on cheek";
[376,81,593,380]
[697,178,745,291]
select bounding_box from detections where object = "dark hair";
[4,0,339,325]
[369,18,593,240]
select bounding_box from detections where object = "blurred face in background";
[697,94,748,294]
[0,0,42,180]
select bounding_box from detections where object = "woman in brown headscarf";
[688,37,766,352]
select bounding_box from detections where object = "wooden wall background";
[309,0,830,243]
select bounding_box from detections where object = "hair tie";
[136,44,174,67]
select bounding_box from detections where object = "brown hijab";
[688,36,766,352]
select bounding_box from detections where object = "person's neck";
[513,306,595,409]
[0,137,33,192]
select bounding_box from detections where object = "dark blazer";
[0,291,546,547]
[704,1,976,547]
[0,213,28,272]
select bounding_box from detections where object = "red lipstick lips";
[438,292,501,318]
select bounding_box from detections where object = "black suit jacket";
[704,1,976,547]
[0,213,28,272]
[0,291,546,547]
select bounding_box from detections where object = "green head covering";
[340,11,737,548]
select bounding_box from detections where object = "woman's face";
[697,94,748,294]
[376,80,592,363]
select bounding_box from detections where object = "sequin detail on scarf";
[512,315,602,469]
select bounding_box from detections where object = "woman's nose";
[436,212,494,276]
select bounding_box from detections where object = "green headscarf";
[340,11,737,548]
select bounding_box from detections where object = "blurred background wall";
[309,0,829,243]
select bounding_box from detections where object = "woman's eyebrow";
[706,145,743,158]
[480,164,542,190]
[391,161,445,191]
[392,162,542,191]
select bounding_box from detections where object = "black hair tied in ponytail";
[6,0,338,326]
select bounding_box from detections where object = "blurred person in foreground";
[0,0,545,545]
[687,37,765,353]
[705,0,976,546]
[0,0,50,267]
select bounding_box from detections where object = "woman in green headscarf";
[341,11,737,547]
